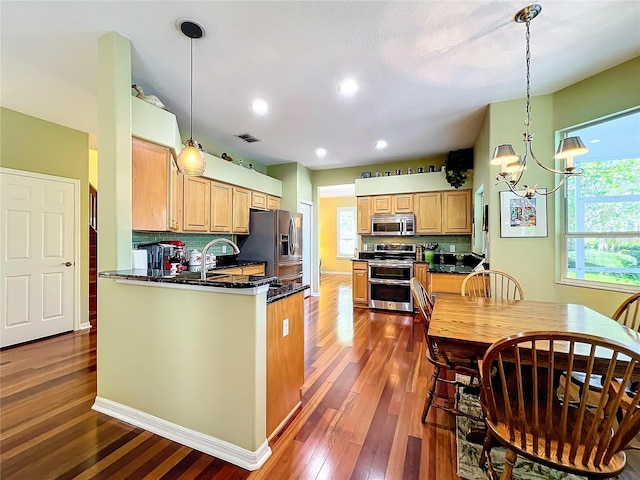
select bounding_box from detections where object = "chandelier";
[491,4,588,199]
[176,19,206,176]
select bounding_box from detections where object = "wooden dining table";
[429,295,640,365]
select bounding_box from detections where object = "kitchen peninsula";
[96,268,307,470]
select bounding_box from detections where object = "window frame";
[558,108,640,293]
[336,206,357,259]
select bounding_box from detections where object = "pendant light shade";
[177,19,206,176]
[177,138,205,176]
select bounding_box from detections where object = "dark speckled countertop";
[99,268,308,304]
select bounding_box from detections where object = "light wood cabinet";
[357,197,372,234]
[241,263,265,276]
[352,261,369,307]
[442,190,472,233]
[267,195,281,211]
[183,176,210,232]
[251,191,267,210]
[414,190,471,234]
[132,137,181,231]
[210,181,233,233]
[232,187,251,234]
[267,291,304,438]
[429,272,466,294]
[413,263,429,314]
[414,192,443,234]
[371,194,414,214]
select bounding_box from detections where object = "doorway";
[0,168,79,347]
[299,200,313,298]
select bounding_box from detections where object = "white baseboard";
[92,396,271,471]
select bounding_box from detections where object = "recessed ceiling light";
[375,140,388,150]
[316,148,327,158]
[338,78,358,96]
[252,99,269,115]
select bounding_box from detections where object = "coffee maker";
[137,242,176,276]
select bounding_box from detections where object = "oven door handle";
[368,278,411,286]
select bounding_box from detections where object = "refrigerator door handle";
[289,217,295,256]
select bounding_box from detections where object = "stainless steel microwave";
[371,214,415,236]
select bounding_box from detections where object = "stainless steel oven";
[368,260,414,312]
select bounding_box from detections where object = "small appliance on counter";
[137,242,176,276]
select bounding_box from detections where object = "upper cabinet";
[371,194,414,214]
[132,137,181,232]
[183,176,211,232]
[251,191,267,210]
[357,197,372,234]
[442,190,472,234]
[232,187,251,234]
[414,192,443,234]
[415,190,471,234]
[210,181,233,233]
[267,195,281,211]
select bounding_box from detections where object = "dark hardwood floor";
[0,274,458,479]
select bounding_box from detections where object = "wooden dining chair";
[410,278,480,423]
[479,331,640,480]
[461,270,524,300]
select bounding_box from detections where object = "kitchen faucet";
[200,238,241,281]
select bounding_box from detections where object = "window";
[337,207,357,258]
[562,109,640,290]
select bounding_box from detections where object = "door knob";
[62,261,73,267]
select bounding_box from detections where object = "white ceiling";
[1,1,638,170]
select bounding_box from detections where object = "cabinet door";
[430,273,465,294]
[443,190,472,233]
[352,261,369,306]
[183,176,210,231]
[132,138,170,231]
[414,192,442,234]
[357,197,372,234]
[242,264,265,276]
[372,195,392,214]
[232,187,251,234]
[168,157,182,231]
[393,194,414,213]
[267,195,281,211]
[413,263,429,314]
[251,191,267,210]
[210,181,233,233]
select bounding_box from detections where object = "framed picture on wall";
[499,189,548,238]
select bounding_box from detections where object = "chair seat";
[488,420,625,477]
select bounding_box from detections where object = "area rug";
[455,377,622,480]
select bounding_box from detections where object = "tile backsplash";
[361,235,472,253]
[132,232,234,255]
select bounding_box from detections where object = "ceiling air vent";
[235,133,261,143]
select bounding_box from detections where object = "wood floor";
[1,274,460,479]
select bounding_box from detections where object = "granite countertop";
[266,282,309,304]
[427,264,473,274]
[99,269,276,288]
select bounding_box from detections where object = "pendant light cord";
[189,37,194,141]
[524,19,532,137]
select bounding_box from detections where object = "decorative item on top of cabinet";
[132,137,182,232]
[357,197,372,234]
[267,195,281,211]
[210,181,233,233]
[183,176,211,232]
[352,261,369,307]
[251,191,267,210]
[232,186,251,234]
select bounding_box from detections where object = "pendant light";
[176,19,206,176]
[491,4,587,199]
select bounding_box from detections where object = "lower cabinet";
[352,261,369,307]
[267,291,304,438]
[429,273,466,295]
[413,263,429,314]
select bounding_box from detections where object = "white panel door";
[1,171,76,347]
[299,201,312,297]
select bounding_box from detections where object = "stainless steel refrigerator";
[237,210,303,283]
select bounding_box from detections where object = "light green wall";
[297,163,313,204]
[0,107,90,327]
[98,280,267,451]
[267,162,298,212]
[482,58,640,316]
